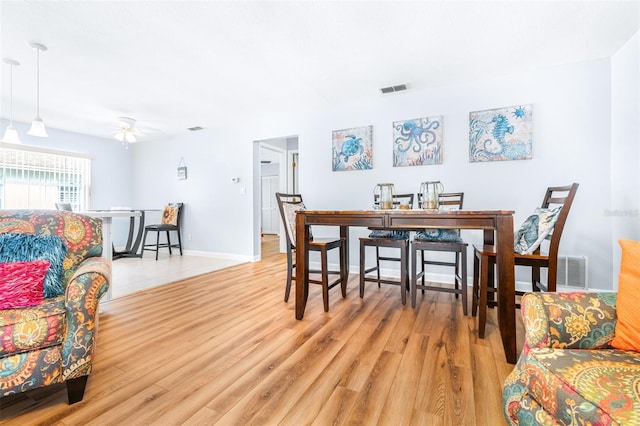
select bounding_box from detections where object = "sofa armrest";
[62,256,110,380]
[521,292,617,352]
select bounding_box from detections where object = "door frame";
[253,137,295,260]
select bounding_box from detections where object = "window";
[0,143,91,211]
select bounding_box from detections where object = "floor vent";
[557,255,588,289]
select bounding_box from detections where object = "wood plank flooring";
[0,235,522,425]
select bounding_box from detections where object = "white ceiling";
[1,1,639,143]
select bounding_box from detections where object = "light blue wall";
[611,30,640,289]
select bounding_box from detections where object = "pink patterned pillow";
[0,260,51,310]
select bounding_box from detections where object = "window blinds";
[0,145,91,211]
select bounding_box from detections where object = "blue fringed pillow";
[0,233,68,298]
[414,229,462,243]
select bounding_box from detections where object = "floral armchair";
[0,210,110,404]
[503,291,640,425]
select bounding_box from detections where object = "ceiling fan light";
[1,126,21,144]
[125,133,136,143]
[27,117,48,137]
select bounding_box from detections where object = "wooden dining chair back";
[275,192,347,312]
[141,203,184,260]
[360,193,414,305]
[410,192,468,314]
[373,193,415,210]
[55,203,73,211]
[417,192,464,210]
[472,183,579,338]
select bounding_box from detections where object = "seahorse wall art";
[469,104,533,163]
[332,125,373,171]
[393,115,443,167]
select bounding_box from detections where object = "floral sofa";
[503,291,640,425]
[0,210,110,404]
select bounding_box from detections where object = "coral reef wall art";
[469,104,532,162]
[393,116,443,167]
[332,125,373,171]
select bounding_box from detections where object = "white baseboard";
[341,263,597,293]
[183,249,254,263]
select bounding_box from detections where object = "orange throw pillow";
[611,239,640,352]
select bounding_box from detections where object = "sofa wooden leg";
[66,375,88,404]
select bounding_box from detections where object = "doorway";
[261,175,280,235]
[253,136,299,260]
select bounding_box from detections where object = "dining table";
[294,209,518,364]
[81,209,143,300]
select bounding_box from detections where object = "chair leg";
[176,229,183,255]
[66,375,88,404]
[340,243,347,298]
[155,231,160,260]
[478,253,489,338]
[166,230,172,255]
[546,265,556,292]
[410,243,418,308]
[321,249,329,312]
[400,242,407,305]
[454,252,460,298]
[359,240,366,298]
[284,248,293,302]
[141,229,149,259]
[420,249,425,293]
[532,266,541,292]
[472,252,479,316]
[460,248,468,316]
[375,246,381,287]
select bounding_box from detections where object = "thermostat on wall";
[231,177,240,183]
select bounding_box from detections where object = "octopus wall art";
[469,104,532,162]
[392,115,443,167]
[332,125,373,171]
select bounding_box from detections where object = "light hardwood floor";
[0,235,522,425]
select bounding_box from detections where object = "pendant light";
[1,58,21,144]
[27,42,48,137]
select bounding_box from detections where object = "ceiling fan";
[113,117,140,148]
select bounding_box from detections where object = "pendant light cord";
[35,47,40,118]
[9,63,14,124]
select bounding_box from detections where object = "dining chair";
[275,192,347,312]
[55,203,73,211]
[471,183,579,338]
[359,193,414,305]
[141,203,184,260]
[410,192,468,313]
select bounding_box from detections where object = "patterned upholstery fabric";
[502,292,640,425]
[367,229,409,239]
[0,210,110,399]
[414,228,462,242]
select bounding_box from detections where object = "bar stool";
[359,193,414,305]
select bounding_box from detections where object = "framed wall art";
[177,157,187,180]
[332,125,373,171]
[393,115,443,167]
[469,104,532,162]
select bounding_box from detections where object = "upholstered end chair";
[503,291,640,425]
[0,210,110,404]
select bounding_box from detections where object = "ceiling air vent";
[187,126,203,131]
[380,83,408,94]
